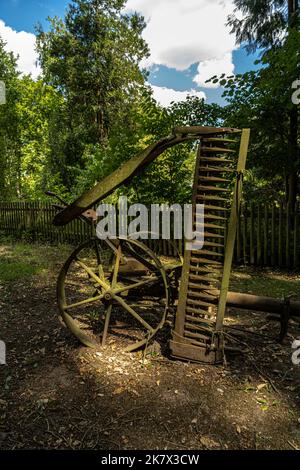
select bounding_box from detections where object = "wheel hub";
[104,291,112,301]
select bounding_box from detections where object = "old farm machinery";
[48,126,300,364]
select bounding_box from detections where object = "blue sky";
[0,0,260,106]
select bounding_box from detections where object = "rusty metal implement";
[51,126,251,363]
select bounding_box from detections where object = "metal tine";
[194,223,226,230]
[186,305,214,320]
[185,315,216,324]
[203,232,225,239]
[202,137,237,143]
[187,291,218,301]
[188,282,217,290]
[190,265,222,274]
[200,157,233,164]
[202,240,224,248]
[204,214,227,221]
[190,257,223,265]
[196,194,229,202]
[185,323,216,335]
[190,274,220,284]
[191,252,223,261]
[187,298,215,308]
[202,147,235,153]
[203,205,229,211]
[191,249,223,258]
[199,176,231,183]
[199,166,235,173]
[198,185,231,193]
[186,306,212,316]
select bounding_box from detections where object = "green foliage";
[127,94,224,204]
[227,0,290,53]
[0,38,20,199]
[36,0,149,144]
[4,0,298,209]
[221,0,300,204]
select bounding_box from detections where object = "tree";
[0,38,21,199]
[227,0,300,206]
[36,0,149,146]
[228,0,296,52]
[16,77,66,199]
[121,92,225,205]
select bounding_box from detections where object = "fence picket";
[0,201,299,268]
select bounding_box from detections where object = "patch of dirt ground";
[1,243,300,450]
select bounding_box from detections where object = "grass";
[230,266,300,299]
[0,259,40,281]
[0,238,72,282]
[0,238,299,301]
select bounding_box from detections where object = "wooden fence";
[236,202,299,268]
[0,201,299,268]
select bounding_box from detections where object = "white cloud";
[126,0,237,88]
[194,52,235,88]
[151,84,206,107]
[0,20,41,79]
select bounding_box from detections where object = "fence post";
[293,202,299,268]
[286,202,291,268]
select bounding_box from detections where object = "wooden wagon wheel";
[57,237,170,352]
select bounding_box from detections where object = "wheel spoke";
[59,238,169,352]
[123,242,159,273]
[64,294,104,311]
[102,245,121,346]
[114,276,160,296]
[111,293,155,333]
[112,245,121,285]
[76,258,110,290]
[102,304,112,346]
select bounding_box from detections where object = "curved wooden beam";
[53,126,239,226]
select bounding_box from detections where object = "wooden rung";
[202,205,229,211]
[190,265,221,274]
[203,232,225,239]
[201,147,235,153]
[185,324,216,338]
[185,321,216,333]
[186,307,212,316]
[184,330,213,341]
[199,166,235,173]
[187,291,218,301]
[189,274,220,283]
[198,186,231,193]
[203,240,225,248]
[196,194,229,202]
[191,257,223,270]
[190,257,223,266]
[188,282,217,290]
[191,242,224,251]
[190,249,223,258]
[204,214,227,221]
[195,223,225,230]
[199,176,231,183]
[193,213,226,221]
[186,314,216,325]
[187,298,215,308]
[202,137,237,143]
[203,241,224,248]
[200,157,233,164]
[192,243,221,255]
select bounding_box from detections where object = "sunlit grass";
[231,267,300,298]
[0,258,41,281]
[0,238,73,282]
